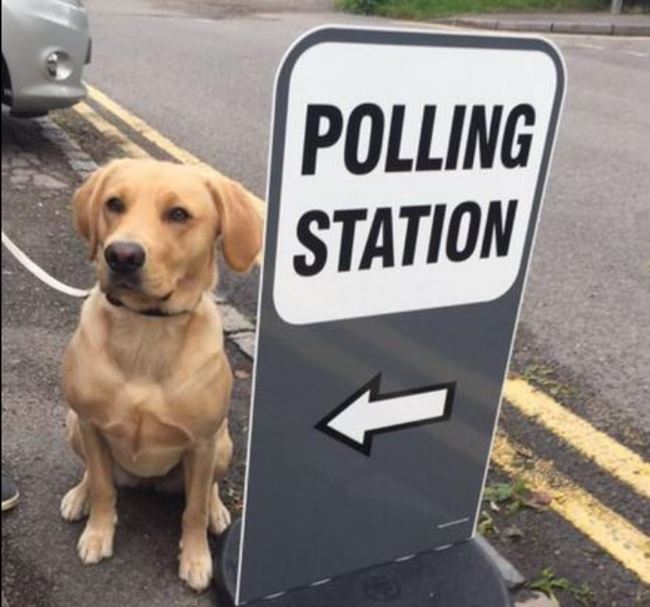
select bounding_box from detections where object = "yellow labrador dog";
[60,159,262,591]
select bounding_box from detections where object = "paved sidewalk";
[434,11,650,36]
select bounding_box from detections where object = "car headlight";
[45,51,73,80]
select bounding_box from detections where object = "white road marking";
[575,43,604,50]
[394,554,416,563]
[621,49,647,58]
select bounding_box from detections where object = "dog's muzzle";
[105,241,145,284]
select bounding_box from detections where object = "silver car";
[2,0,91,117]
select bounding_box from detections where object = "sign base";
[216,520,511,606]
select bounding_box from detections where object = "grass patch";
[483,478,552,515]
[519,362,579,402]
[337,0,608,19]
[484,478,530,515]
[478,478,553,536]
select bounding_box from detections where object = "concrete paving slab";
[515,590,561,606]
[551,22,614,35]
[613,23,650,35]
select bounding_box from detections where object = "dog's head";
[72,159,262,313]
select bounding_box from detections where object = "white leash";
[2,231,91,298]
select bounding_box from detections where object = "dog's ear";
[205,174,264,272]
[72,161,123,260]
[72,169,102,259]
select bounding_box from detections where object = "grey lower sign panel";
[237,27,565,604]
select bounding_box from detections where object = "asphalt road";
[2,2,649,606]
[81,0,650,432]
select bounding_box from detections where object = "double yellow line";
[73,86,266,260]
[64,86,649,584]
[499,380,649,583]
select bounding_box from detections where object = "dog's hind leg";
[61,410,90,522]
[208,483,232,535]
[61,471,90,522]
[209,419,233,536]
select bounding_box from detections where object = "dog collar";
[105,293,193,318]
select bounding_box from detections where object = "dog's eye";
[167,207,191,223]
[106,198,125,214]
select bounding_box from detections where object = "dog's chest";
[100,385,195,477]
[66,304,228,477]
[110,321,183,379]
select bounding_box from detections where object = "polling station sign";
[237,27,565,604]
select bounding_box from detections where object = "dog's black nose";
[104,242,146,274]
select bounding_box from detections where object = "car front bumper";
[2,0,91,114]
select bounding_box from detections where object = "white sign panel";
[273,37,560,325]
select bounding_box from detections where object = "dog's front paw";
[61,484,89,522]
[179,543,213,592]
[77,522,115,565]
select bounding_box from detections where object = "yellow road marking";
[81,85,264,264]
[72,102,148,159]
[493,432,650,584]
[504,378,650,500]
[87,85,214,169]
[86,84,265,224]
